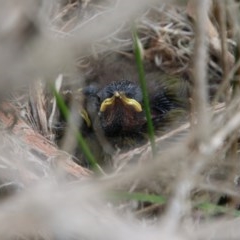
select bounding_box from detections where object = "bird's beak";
[100,91,142,112]
[80,109,91,127]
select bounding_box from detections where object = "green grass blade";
[132,30,156,155]
[111,191,240,217]
[196,202,240,217]
[52,86,99,171]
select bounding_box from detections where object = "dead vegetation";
[0,0,240,239]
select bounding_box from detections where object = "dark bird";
[59,53,189,166]
[98,80,145,137]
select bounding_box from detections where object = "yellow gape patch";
[80,109,91,127]
[100,91,142,112]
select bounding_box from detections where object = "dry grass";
[0,0,240,239]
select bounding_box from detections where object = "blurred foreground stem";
[52,86,99,171]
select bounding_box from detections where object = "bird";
[59,53,189,166]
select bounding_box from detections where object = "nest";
[0,0,240,239]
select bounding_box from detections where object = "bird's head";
[97,80,146,136]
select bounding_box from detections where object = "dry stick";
[192,2,211,141]
[213,57,240,104]
[218,1,231,101]
[210,0,235,103]
[229,0,240,207]
[163,0,212,232]
[218,0,240,208]
[207,109,240,160]
[213,0,240,104]
[51,1,79,24]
